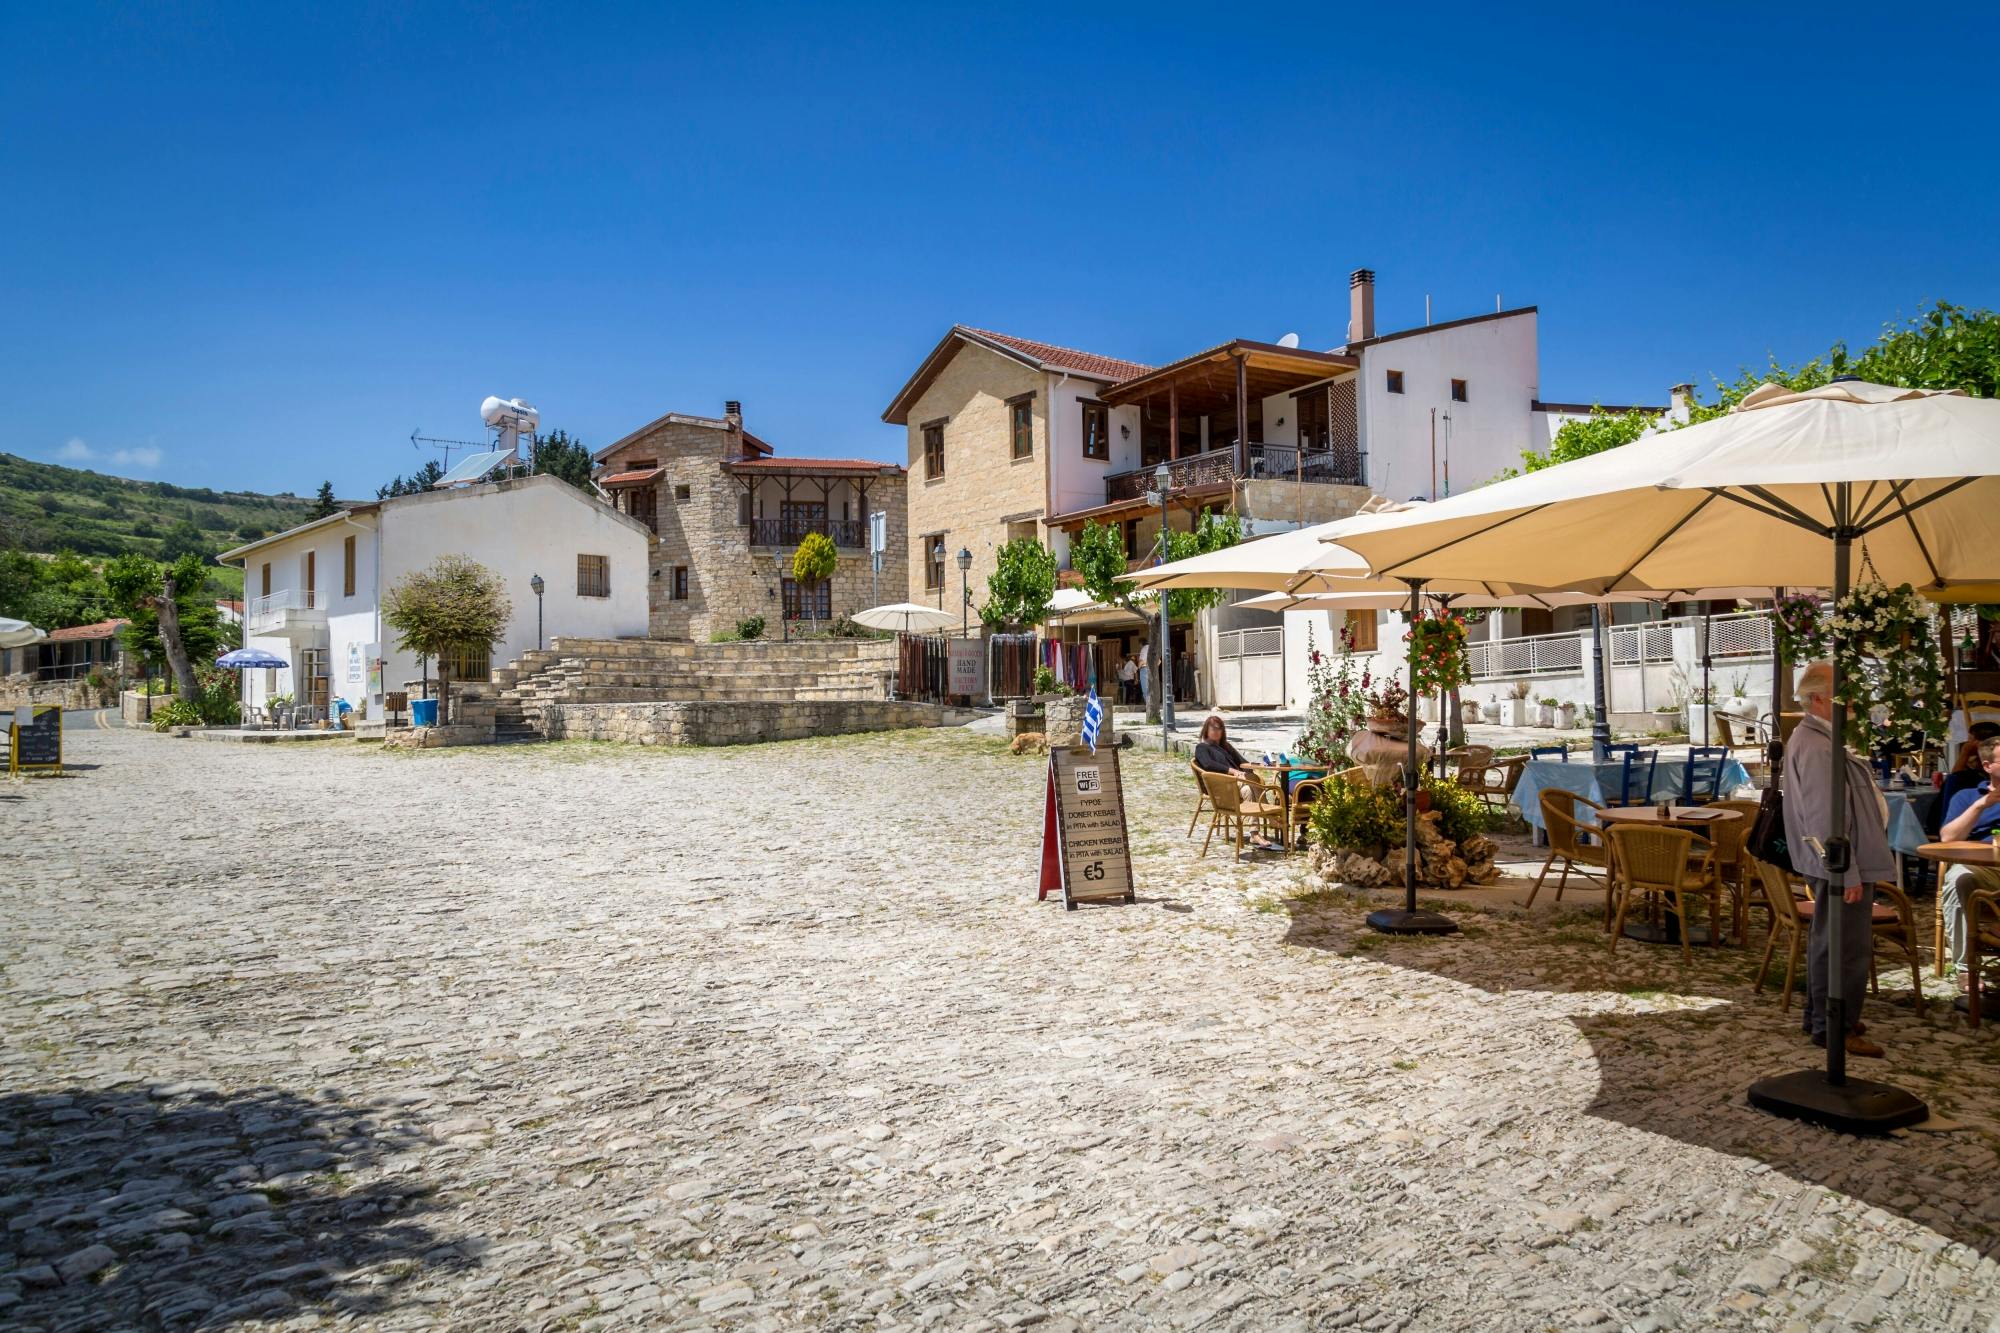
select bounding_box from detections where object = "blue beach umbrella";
[216,648,289,669]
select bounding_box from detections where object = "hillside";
[0,453,317,566]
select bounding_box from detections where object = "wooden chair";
[1705,798,1762,940]
[1749,857,1924,1014]
[1198,769,1283,859]
[1967,884,2000,1027]
[1607,824,1723,965]
[1528,788,1608,908]
[1604,748,1660,808]
[1528,743,1571,761]
[1185,762,1213,838]
[1681,746,1731,804]
[1447,745,1511,810]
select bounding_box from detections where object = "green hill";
[0,453,317,568]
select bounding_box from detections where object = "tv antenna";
[410,428,486,473]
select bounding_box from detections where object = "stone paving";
[4,727,2000,1331]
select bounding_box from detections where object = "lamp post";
[529,573,544,651]
[956,547,972,637]
[1152,462,1176,747]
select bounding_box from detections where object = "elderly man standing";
[1782,660,1895,1059]
[1937,735,2000,995]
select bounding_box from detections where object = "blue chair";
[1681,746,1729,804]
[1529,743,1571,762]
[1606,748,1659,807]
[1602,742,1639,761]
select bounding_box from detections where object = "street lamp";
[956,547,973,636]
[529,573,544,651]
[1151,462,1176,745]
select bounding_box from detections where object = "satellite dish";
[1276,332,1300,349]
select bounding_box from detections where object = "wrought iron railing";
[748,518,866,548]
[1104,448,1240,503]
[1104,443,1360,503]
[1246,444,1362,485]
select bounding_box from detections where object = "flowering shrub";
[1295,623,1413,768]
[1773,591,1828,663]
[1405,610,1470,698]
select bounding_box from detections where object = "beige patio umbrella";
[851,602,959,634]
[1335,379,2000,1132]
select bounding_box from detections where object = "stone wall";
[119,690,175,726]
[2,677,120,712]
[541,698,960,747]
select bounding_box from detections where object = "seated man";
[1938,734,2000,992]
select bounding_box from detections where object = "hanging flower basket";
[1406,611,1471,698]
[1828,580,1947,747]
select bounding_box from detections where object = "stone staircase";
[470,637,899,738]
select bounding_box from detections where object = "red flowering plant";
[1295,622,1375,767]
[1405,610,1471,699]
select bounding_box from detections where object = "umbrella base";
[1366,909,1459,936]
[1747,1069,1928,1135]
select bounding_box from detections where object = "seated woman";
[1193,715,1251,779]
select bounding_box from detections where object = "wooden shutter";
[343,536,356,597]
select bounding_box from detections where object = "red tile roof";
[46,618,128,642]
[600,467,666,486]
[728,458,900,472]
[962,328,1152,383]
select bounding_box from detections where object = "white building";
[220,473,650,720]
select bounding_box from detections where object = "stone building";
[593,402,908,641]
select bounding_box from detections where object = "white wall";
[1356,311,1540,499]
[1044,370,1140,521]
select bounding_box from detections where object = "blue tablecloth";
[1880,789,1930,856]
[1515,756,1755,831]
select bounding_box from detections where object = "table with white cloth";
[1514,755,1755,831]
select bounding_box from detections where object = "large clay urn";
[1350,709,1430,788]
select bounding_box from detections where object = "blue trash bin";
[411,698,438,726]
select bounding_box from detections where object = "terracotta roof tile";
[46,619,128,642]
[600,467,666,486]
[962,328,1152,383]
[729,458,900,472]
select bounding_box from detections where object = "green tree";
[158,518,213,565]
[981,538,1056,628]
[106,552,229,696]
[1521,407,1659,473]
[529,430,594,491]
[382,554,512,724]
[307,481,339,519]
[0,550,109,628]
[1074,507,1241,717]
[791,532,838,630]
[378,459,446,499]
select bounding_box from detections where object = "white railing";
[1609,621,1677,665]
[1700,609,1774,659]
[1218,626,1283,660]
[247,590,320,631]
[1468,629,1585,679]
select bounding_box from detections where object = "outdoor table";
[1242,761,1330,851]
[1598,805,1745,945]
[1877,787,1933,857]
[1514,755,1755,833]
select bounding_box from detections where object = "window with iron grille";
[1080,400,1109,461]
[1008,395,1034,460]
[577,554,610,598]
[782,577,831,620]
[923,420,945,479]
[440,643,490,683]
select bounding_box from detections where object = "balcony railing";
[1103,443,1361,504]
[748,518,866,548]
[246,589,321,633]
[1469,630,1586,680]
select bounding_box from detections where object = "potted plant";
[1461,698,1483,725]
[1536,695,1560,727]
[1556,700,1578,729]
[1500,680,1534,727]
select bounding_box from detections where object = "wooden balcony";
[1103,443,1361,504]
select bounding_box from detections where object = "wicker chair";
[1703,798,1761,941]
[1448,745,1512,810]
[1749,857,1923,1014]
[1967,884,2000,1027]
[1607,824,1723,965]
[1198,769,1283,859]
[1186,762,1213,838]
[1528,788,1608,908]
[1288,776,1325,845]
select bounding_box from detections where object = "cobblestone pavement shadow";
[0,1083,459,1327]
[1280,892,2000,1263]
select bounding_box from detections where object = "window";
[1296,387,1330,451]
[672,566,689,601]
[260,563,270,597]
[737,490,753,525]
[1008,394,1034,460]
[577,554,610,598]
[923,419,946,479]
[440,643,489,683]
[674,483,692,501]
[1006,520,1037,546]
[1080,400,1109,461]
[924,535,945,590]
[1385,370,1404,394]
[625,458,656,471]
[627,484,658,533]
[1122,519,1139,559]
[343,535,356,597]
[782,577,832,621]
[1451,378,1468,403]
[305,550,316,598]
[1344,610,1378,652]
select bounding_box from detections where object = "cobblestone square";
[5,727,1999,1330]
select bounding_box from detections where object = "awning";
[600,467,665,487]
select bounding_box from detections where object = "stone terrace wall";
[541,699,957,747]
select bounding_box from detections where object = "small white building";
[220,473,651,719]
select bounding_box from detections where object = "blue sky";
[4,3,1996,499]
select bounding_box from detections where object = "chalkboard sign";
[1038,745,1135,910]
[10,705,61,775]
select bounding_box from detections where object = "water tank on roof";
[480,396,540,432]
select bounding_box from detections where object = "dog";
[1009,732,1048,756]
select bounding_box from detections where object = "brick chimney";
[1348,269,1376,345]
[1668,382,1694,424]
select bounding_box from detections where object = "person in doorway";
[1118,652,1138,705]
[1782,660,1896,1059]
[1937,735,2000,995]
[1193,714,1250,779]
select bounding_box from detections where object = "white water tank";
[480,396,540,432]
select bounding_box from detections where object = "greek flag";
[1082,686,1104,753]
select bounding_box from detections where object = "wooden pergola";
[1100,339,1358,478]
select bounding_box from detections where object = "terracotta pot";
[1415,789,1432,814]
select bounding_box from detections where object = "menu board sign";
[10,705,61,775]
[947,638,985,698]
[1038,745,1135,910]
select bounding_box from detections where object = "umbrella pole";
[1368,578,1457,936]
[1589,605,1612,762]
[1702,606,1713,746]
[1749,485,1925,1134]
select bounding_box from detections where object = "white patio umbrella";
[0,617,45,650]
[1336,379,2000,1132]
[851,602,959,635]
